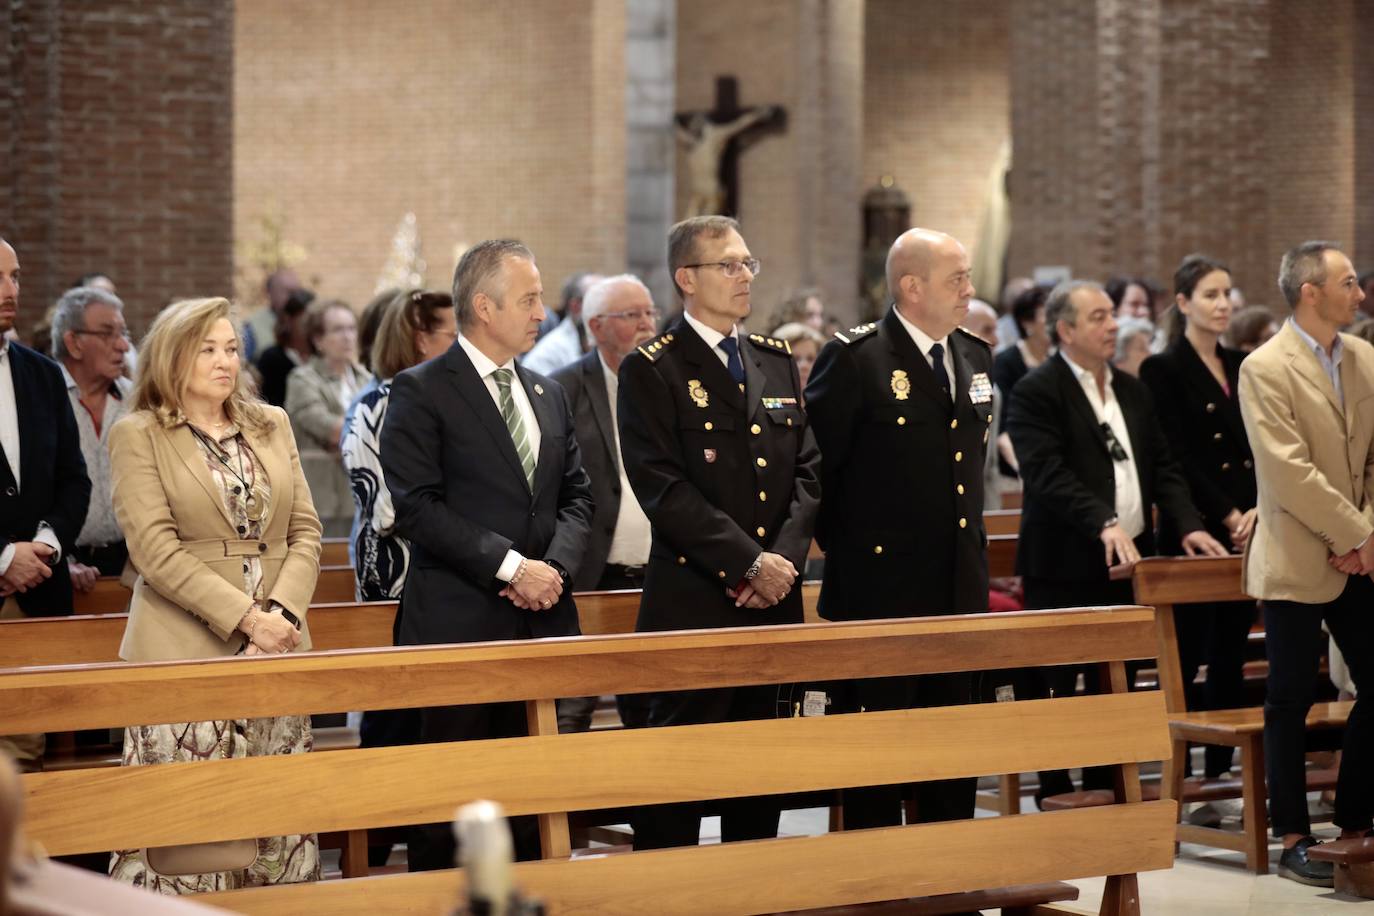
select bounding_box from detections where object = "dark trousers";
[1263,575,1374,838]
[1023,575,1139,802]
[631,684,789,850]
[558,564,651,734]
[837,673,976,828]
[1177,599,1255,777]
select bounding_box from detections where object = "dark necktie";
[718,336,745,385]
[928,342,951,398]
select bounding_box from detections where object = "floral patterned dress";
[109,424,320,893]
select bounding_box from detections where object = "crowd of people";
[1,221,1373,894]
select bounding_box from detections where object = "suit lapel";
[164,423,236,529]
[582,352,619,473]
[950,332,975,415]
[1286,333,1344,417]
[1052,354,1112,456]
[741,336,767,422]
[10,346,37,491]
[444,346,529,490]
[879,308,947,409]
[248,422,288,529]
[518,363,560,496]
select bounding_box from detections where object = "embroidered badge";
[703,448,717,463]
[891,369,911,401]
[688,379,709,408]
[968,372,993,404]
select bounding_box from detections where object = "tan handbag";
[141,720,259,876]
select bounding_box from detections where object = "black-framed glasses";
[683,258,761,279]
[71,327,131,343]
[1100,422,1129,462]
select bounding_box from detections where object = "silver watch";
[745,555,763,579]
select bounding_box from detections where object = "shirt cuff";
[495,549,526,583]
[0,543,13,576]
[33,523,61,564]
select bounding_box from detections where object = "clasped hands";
[500,559,564,611]
[238,604,302,656]
[1328,534,1374,576]
[0,542,55,597]
[728,552,797,609]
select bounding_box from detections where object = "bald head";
[885,228,975,339]
[0,238,19,335]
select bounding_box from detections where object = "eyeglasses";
[71,327,131,343]
[1100,422,1129,462]
[683,258,761,279]
[426,327,459,341]
[601,308,661,323]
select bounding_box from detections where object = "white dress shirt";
[1058,351,1146,539]
[0,340,63,575]
[600,351,652,566]
[458,333,542,582]
[683,310,740,371]
[893,308,956,394]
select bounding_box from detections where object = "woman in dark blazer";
[1139,254,1257,781]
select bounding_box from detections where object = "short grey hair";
[451,239,534,328]
[51,286,124,360]
[582,273,653,322]
[1045,279,1104,346]
[1278,240,1339,308]
[1114,317,1154,363]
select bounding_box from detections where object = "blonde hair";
[131,297,273,435]
[771,321,826,347]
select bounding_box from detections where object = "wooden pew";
[1133,555,1351,874]
[71,563,361,616]
[4,606,1174,915]
[983,508,1020,537]
[319,538,349,566]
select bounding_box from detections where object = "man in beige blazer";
[1239,240,1374,886]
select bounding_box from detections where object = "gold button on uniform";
[959,517,967,528]
[950,418,958,430]
[758,491,767,502]
[1243,459,1253,469]
[751,423,761,435]
[756,457,767,468]
[704,421,713,431]
[954,451,963,462]
[718,570,727,579]
[1221,462,1231,471]
[986,413,993,423]
[786,417,793,427]
[677,556,687,565]
[957,484,965,495]
[1206,402,1216,413]
[1213,432,1222,442]
[756,526,766,537]
[897,416,907,426]
[873,545,883,555]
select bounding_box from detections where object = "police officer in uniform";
[805,227,993,828]
[617,215,821,849]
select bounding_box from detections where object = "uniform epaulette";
[747,333,791,356]
[954,326,992,349]
[636,332,676,361]
[833,322,878,345]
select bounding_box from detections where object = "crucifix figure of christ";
[675,76,785,218]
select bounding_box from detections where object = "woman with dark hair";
[1105,275,1155,321]
[255,287,315,406]
[1139,254,1257,793]
[1224,304,1279,352]
[990,283,1050,476]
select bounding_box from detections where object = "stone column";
[626,0,678,310]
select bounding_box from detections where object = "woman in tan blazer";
[107,297,322,894]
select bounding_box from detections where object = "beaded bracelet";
[510,558,529,586]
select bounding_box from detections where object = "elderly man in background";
[51,286,134,588]
[551,274,660,732]
[523,270,603,374]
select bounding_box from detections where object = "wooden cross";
[675,76,785,217]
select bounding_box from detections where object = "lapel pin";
[534,383,544,395]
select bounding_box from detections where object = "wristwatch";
[744,555,763,580]
[1101,516,1119,532]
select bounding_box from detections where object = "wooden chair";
[1132,555,1350,874]
[4,606,1173,915]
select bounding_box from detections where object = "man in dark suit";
[550,274,659,732]
[0,237,92,771]
[805,227,993,828]
[617,215,821,849]
[1006,279,1225,801]
[381,238,594,869]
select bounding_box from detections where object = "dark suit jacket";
[380,342,594,645]
[617,316,821,632]
[806,309,993,619]
[551,349,621,591]
[1007,352,1203,584]
[1139,339,1255,552]
[0,341,91,616]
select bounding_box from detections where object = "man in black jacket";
[806,227,993,828]
[0,237,92,771]
[550,274,659,732]
[381,239,594,867]
[1007,279,1225,800]
[618,215,821,849]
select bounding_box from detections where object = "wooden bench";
[1308,836,1374,897]
[74,564,363,616]
[319,538,349,566]
[1134,555,1350,874]
[4,606,1173,915]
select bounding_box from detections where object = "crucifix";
[675,76,785,218]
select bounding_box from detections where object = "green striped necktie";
[493,367,536,490]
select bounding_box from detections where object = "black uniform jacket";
[1138,339,1255,552]
[0,341,90,616]
[1007,352,1203,584]
[805,308,993,620]
[616,315,821,632]
[381,341,594,645]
